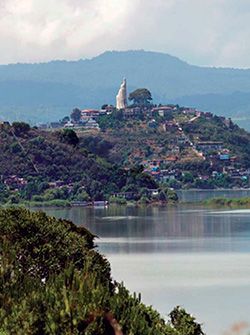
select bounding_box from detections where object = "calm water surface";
[42,202,250,335]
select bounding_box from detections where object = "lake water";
[42,198,250,335]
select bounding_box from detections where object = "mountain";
[1,50,250,127]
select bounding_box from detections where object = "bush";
[59,129,79,146]
[139,195,150,204]
[12,122,30,136]
[109,196,127,205]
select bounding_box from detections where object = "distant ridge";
[1,50,250,126]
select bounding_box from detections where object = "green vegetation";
[70,108,82,123]
[109,196,127,205]
[181,114,250,168]
[0,122,166,205]
[128,88,153,106]
[98,109,125,131]
[24,199,71,208]
[83,110,250,190]
[59,128,79,146]
[203,197,250,208]
[0,207,204,334]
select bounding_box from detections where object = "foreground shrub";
[0,207,204,335]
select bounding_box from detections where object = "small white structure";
[84,118,100,130]
[64,121,75,128]
[116,78,127,110]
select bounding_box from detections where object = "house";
[163,121,179,132]
[99,109,109,116]
[219,154,230,161]
[101,105,115,114]
[81,109,100,121]
[151,106,174,117]
[4,175,27,190]
[49,122,61,129]
[48,180,65,188]
[123,107,141,118]
[160,170,176,182]
[83,118,100,130]
[64,121,75,128]
[148,119,158,128]
[147,189,159,197]
[164,155,178,163]
[37,123,48,129]
[112,192,139,200]
[182,108,196,115]
[196,141,223,152]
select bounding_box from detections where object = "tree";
[182,172,194,184]
[0,207,108,281]
[70,108,81,123]
[0,208,204,335]
[61,116,70,124]
[166,188,179,201]
[158,190,167,202]
[12,122,30,136]
[128,88,152,106]
[59,129,79,146]
[169,306,204,335]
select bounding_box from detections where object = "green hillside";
[0,122,158,205]
[80,109,250,189]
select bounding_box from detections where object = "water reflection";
[44,205,250,254]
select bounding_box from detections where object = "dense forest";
[0,207,204,334]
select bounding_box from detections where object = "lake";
[42,200,250,335]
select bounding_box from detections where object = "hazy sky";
[1,0,250,67]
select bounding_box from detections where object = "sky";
[1,0,250,67]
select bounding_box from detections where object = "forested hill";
[1,50,250,124]
[0,122,157,203]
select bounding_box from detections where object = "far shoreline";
[4,188,250,209]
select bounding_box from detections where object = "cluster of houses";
[3,175,28,191]
[39,104,183,130]
[36,100,250,186]
[134,108,249,184]
[142,137,250,184]
[63,108,110,130]
[3,176,74,192]
[39,106,115,130]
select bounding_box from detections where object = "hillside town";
[36,79,250,189]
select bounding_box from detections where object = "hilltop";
[1,50,250,126]
[77,106,250,190]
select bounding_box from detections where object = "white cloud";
[0,0,250,67]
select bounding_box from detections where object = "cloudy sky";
[1,0,250,67]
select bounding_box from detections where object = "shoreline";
[5,188,250,209]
